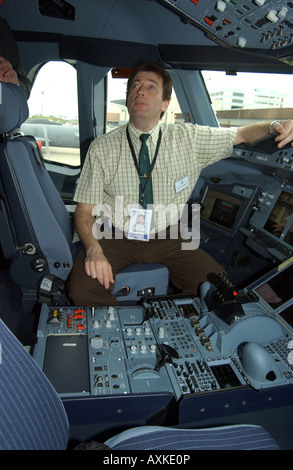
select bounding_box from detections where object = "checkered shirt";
[74,122,237,232]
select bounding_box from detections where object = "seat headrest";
[0,82,29,135]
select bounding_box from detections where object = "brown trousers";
[67,228,224,306]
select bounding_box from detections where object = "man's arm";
[74,203,114,289]
[235,120,293,148]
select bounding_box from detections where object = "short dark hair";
[126,61,172,118]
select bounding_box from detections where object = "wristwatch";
[269,120,280,136]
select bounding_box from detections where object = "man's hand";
[0,57,19,85]
[84,246,114,289]
[273,120,293,148]
[74,202,115,289]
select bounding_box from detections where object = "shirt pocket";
[162,173,191,204]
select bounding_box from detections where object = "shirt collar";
[128,121,161,145]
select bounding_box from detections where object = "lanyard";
[126,126,162,205]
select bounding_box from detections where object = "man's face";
[127,71,170,129]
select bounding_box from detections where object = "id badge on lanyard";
[128,208,152,241]
[126,127,162,241]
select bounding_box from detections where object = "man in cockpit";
[67,61,293,306]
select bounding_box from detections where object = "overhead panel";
[157,0,293,53]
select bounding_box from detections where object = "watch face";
[270,121,279,135]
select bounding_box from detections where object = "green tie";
[139,133,153,208]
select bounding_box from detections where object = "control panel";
[34,284,293,399]
[200,142,293,263]
[239,180,293,261]
[233,140,293,174]
[158,0,293,51]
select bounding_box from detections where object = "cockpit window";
[202,70,293,127]
[21,61,80,166]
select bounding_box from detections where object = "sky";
[202,70,293,106]
[28,62,79,119]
